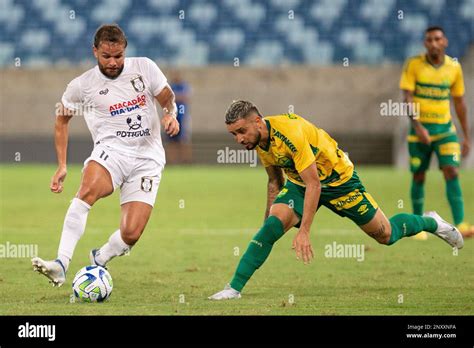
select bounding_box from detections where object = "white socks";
[57,198,91,271]
[95,229,132,266]
[56,199,131,270]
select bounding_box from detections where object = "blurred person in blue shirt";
[164,71,192,163]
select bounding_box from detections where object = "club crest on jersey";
[141,177,153,192]
[131,75,145,92]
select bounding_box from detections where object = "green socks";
[388,213,438,245]
[411,180,424,215]
[230,216,285,292]
[412,176,464,225]
[446,177,464,225]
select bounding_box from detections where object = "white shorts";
[83,144,164,207]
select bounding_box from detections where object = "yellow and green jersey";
[399,54,464,141]
[256,114,354,188]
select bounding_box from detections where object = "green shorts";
[273,172,379,226]
[408,133,461,173]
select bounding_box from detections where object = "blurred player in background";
[31,24,180,286]
[209,100,464,300]
[163,71,192,164]
[400,26,473,238]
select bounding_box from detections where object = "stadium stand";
[1,0,472,67]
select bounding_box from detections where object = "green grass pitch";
[0,164,472,315]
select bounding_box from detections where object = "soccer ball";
[72,265,113,302]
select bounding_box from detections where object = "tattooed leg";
[359,209,392,244]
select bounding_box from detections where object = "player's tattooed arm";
[264,166,284,220]
[155,85,180,137]
[453,96,470,157]
[403,90,430,145]
[51,103,73,193]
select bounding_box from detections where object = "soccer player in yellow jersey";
[209,100,464,300]
[400,26,473,238]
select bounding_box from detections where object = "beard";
[98,62,124,79]
[245,142,257,150]
[427,47,443,61]
[429,52,440,60]
[244,132,261,150]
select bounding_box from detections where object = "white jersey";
[62,57,168,166]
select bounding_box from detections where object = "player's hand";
[50,166,67,193]
[461,138,471,157]
[415,125,431,145]
[292,228,314,264]
[162,115,180,137]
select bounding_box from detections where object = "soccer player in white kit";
[31,24,180,287]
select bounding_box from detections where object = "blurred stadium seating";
[1,0,473,67]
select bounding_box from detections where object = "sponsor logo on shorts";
[277,188,288,198]
[109,94,146,116]
[410,157,421,168]
[141,177,153,192]
[357,204,369,215]
[330,190,363,211]
[439,142,460,157]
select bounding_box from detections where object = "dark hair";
[425,26,445,35]
[94,24,128,48]
[225,100,263,124]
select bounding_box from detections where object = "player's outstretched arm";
[292,163,321,264]
[155,85,180,137]
[264,166,284,221]
[50,104,73,193]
